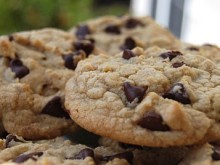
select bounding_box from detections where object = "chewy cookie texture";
[0,134,132,165]
[70,15,181,55]
[0,28,99,139]
[65,46,220,147]
[0,15,220,165]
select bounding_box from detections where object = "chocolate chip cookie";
[0,57,77,139]
[65,46,220,147]
[0,134,136,165]
[0,28,97,70]
[0,83,77,140]
[0,28,99,139]
[70,15,180,55]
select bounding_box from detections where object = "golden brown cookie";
[64,46,220,147]
[70,15,180,55]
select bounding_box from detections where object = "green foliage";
[0,0,128,35]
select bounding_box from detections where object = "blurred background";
[0,0,219,45]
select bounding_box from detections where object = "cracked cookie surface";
[0,28,99,139]
[182,43,220,68]
[65,46,220,147]
[70,15,180,55]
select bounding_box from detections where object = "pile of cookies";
[0,15,220,164]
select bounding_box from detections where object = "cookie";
[179,142,220,165]
[0,134,136,165]
[182,43,220,67]
[0,58,78,139]
[0,28,98,69]
[0,83,77,140]
[70,15,180,55]
[99,137,188,165]
[65,46,220,147]
[0,28,99,139]
[0,27,105,139]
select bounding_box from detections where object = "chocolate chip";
[104,25,121,34]
[8,35,14,42]
[137,111,170,131]
[88,38,95,44]
[125,18,144,29]
[5,134,24,148]
[13,152,43,163]
[74,148,94,160]
[63,53,75,70]
[212,146,220,160]
[63,51,85,70]
[186,47,199,51]
[172,62,185,68]
[160,51,182,61]
[9,59,30,79]
[0,130,8,139]
[163,83,191,104]
[119,142,143,150]
[122,49,135,60]
[121,37,136,50]
[75,25,90,39]
[102,151,133,164]
[42,96,70,119]
[210,142,220,161]
[124,82,147,103]
[74,41,94,56]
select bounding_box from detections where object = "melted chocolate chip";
[13,152,43,163]
[172,62,185,68]
[125,18,144,29]
[163,83,191,104]
[104,25,121,34]
[5,134,23,148]
[137,111,170,131]
[63,51,85,70]
[74,148,94,160]
[124,82,147,103]
[160,51,183,61]
[42,96,70,119]
[8,35,14,42]
[63,53,75,70]
[119,142,143,150]
[102,151,133,164]
[186,47,199,51]
[121,37,136,50]
[9,59,30,79]
[211,143,220,161]
[122,49,135,60]
[74,41,94,56]
[75,25,90,39]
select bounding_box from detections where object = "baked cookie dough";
[70,15,180,55]
[0,28,99,139]
[182,43,220,67]
[0,134,139,165]
[65,46,220,147]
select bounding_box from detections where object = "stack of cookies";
[0,15,220,165]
